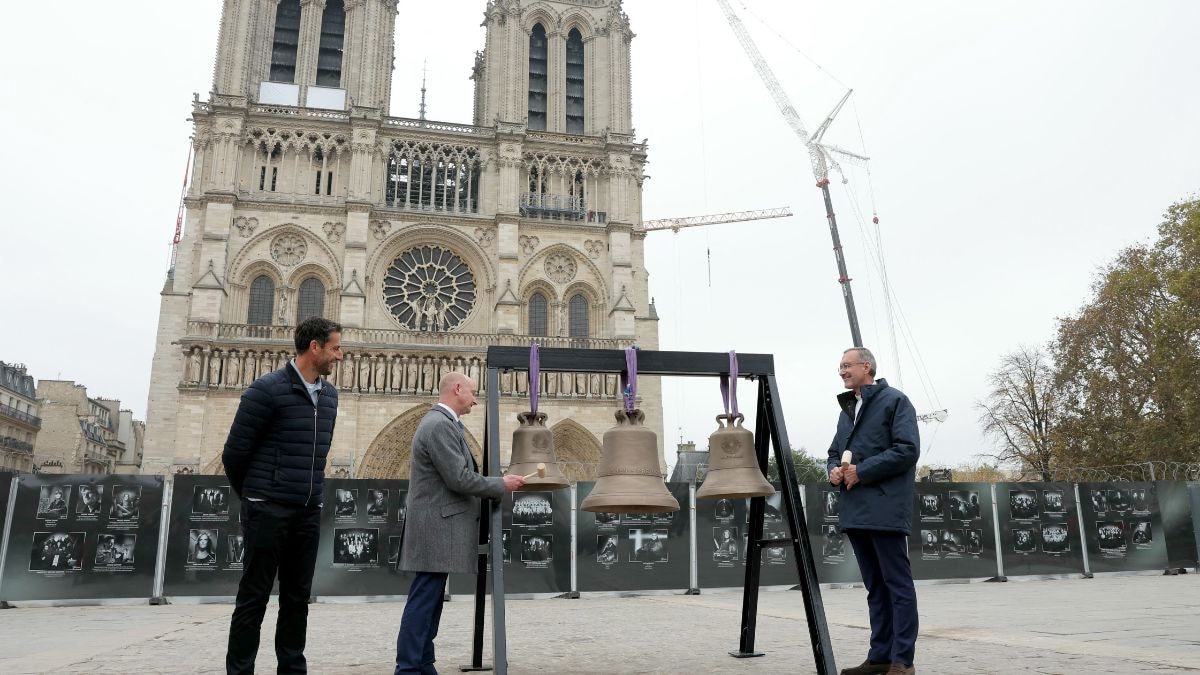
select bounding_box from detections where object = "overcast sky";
[2,1,1197,472]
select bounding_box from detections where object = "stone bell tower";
[143,0,662,479]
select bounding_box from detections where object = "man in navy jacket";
[223,316,343,674]
[827,347,920,675]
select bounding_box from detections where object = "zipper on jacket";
[306,388,318,506]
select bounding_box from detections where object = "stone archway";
[550,418,602,483]
[202,454,224,475]
[358,405,483,479]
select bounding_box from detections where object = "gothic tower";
[143,0,661,480]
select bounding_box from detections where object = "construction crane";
[642,207,792,233]
[714,0,948,426]
[714,0,869,348]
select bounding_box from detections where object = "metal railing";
[0,403,41,429]
[184,322,624,351]
[0,435,33,453]
[519,192,586,221]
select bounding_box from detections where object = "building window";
[565,28,585,134]
[248,276,275,325]
[316,0,345,87]
[528,23,548,131]
[270,0,301,83]
[296,277,325,323]
[568,294,589,338]
[528,292,548,336]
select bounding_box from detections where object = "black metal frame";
[463,346,836,674]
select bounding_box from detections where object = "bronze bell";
[580,408,679,514]
[696,413,775,500]
[508,411,571,491]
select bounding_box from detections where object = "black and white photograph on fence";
[595,511,619,527]
[1010,491,1039,520]
[921,530,939,557]
[762,530,789,565]
[187,528,220,566]
[596,534,618,565]
[822,490,839,519]
[1097,521,1126,555]
[500,529,511,564]
[520,534,553,566]
[396,490,407,523]
[948,490,979,520]
[227,535,245,565]
[1041,524,1070,553]
[109,486,141,521]
[620,512,653,526]
[513,492,553,527]
[333,528,379,566]
[334,489,357,518]
[966,529,983,555]
[763,492,783,522]
[713,526,739,564]
[388,536,402,567]
[1107,489,1131,512]
[191,486,229,517]
[1131,521,1153,547]
[713,498,734,521]
[1130,489,1150,514]
[919,493,943,520]
[366,489,388,519]
[629,529,668,563]
[1043,490,1065,514]
[37,485,70,520]
[29,531,84,571]
[1012,527,1037,553]
[75,485,102,517]
[939,529,966,558]
[822,525,846,561]
[93,533,136,566]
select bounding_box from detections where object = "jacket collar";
[283,361,326,396]
[836,378,890,415]
[432,403,459,424]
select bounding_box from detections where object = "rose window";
[544,252,577,283]
[383,245,476,331]
[270,233,307,266]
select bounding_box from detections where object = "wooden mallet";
[840,450,852,470]
[521,463,547,480]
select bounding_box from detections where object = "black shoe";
[840,659,892,675]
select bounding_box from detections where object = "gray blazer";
[400,406,503,574]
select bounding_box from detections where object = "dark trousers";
[845,529,919,666]
[395,572,449,675]
[226,499,321,674]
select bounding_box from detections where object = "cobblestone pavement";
[1,574,1197,673]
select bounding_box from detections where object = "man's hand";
[829,466,843,486]
[502,474,526,492]
[843,463,860,490]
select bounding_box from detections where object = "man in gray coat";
[395,372,524,675]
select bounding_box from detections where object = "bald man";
[394,372,524,675]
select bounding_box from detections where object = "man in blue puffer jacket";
[826,347,920,675]
[223,316,343,674]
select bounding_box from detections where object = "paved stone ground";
[1,574,1198,673]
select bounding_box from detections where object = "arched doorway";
[358,405,483,478]
[550,418,602,483]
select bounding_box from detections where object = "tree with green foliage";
[1050,197,1200,467]
[765,447,826,484]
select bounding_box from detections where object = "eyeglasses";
[838,361,868,373]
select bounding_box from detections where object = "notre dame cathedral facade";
[142,0,662,480]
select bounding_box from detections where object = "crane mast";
[713,0,864,347]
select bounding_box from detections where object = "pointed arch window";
[566,28,585,134]
[248,276,276,325]
[269,0,301,83]
[316,0,346,87]
[568,294,589,338]
[296,277,325,323]
[529,292,549,337]
[528,23,548,131]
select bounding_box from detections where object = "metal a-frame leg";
[464,367,508,673]
[732,376,836,674]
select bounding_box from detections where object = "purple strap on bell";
[719,350,739,418]
[621,346,638,412]
[529,343,540,415]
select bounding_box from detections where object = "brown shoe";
[840,660,891,675]
[886,665,915,675]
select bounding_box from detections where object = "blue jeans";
[395,572,449,675]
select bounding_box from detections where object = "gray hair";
[843,347,877,376]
